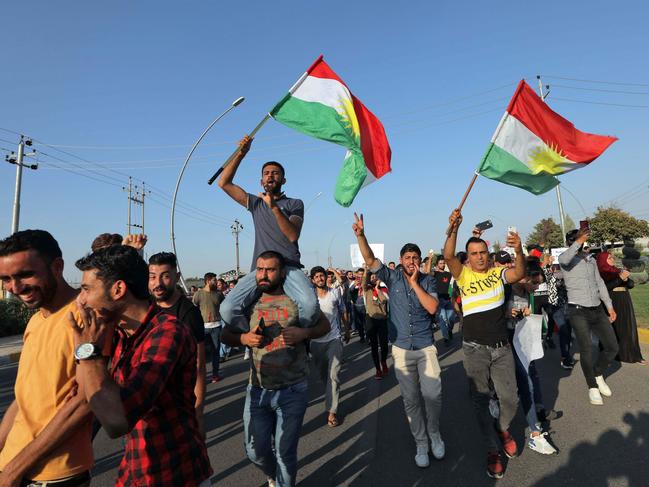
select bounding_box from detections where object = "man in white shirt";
[310,266,350,427]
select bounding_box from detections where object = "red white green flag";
[478,80,618,195]
[271,56,391,207]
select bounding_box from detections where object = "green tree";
[564,214,576,232]
[589,206,649,244]
[526,217,564,248]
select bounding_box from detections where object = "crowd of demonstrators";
[596,251,647,365]
[431,256,456,345]
[353,213,445,469]
[192,273,226,383]
[361,269,390,379]
[221,252,330,487]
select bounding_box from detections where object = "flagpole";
[537,75,568,245]
[207,55,324,185]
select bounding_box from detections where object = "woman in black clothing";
[596,251,647,365]
[362,271,390,379]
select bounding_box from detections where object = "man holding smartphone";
[558,226,618,406]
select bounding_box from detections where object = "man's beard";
[257,278,282,293]
[151,286,175,302]
[19,271,57,309]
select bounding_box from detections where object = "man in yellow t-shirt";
[443,210,526,481]
[0,230,94,486]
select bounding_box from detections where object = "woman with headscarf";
[596,251,647,365]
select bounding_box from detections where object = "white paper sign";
[350,243,384,269]
[551,247,568,264]
[513,314,545,371]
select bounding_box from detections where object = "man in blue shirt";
[352,213,444,469]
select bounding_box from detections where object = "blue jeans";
[221,267,319,330]
[436,299,456,340]
[552,305,573,360]
[206,326,222,377]
[243,380,309,487]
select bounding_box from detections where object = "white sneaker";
[595,375,612,397]
[527,432,558,455]
[489,398,500,419]
[589,387,603,405]
[415,445,430,468]
[267,478,276,487]
[430,432,446,460]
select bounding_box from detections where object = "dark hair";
[356,268,365,273]
[91,233,123,253]
[566,229,579,246]
[436,255,445,262]
[257,250,285,269]
[217,278,226,286]
[148,251,177,268]
[456,251,468,265]
[465,237,488,252]
[261,161,285,178]
[204,272,216,284]
[388,261,396,266]
[75,245,149,300]
[400,243,421,257]
[310,266,326,278]
[0,229,62,264]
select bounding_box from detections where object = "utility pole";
[231,220,243,276]
[536,75,568,246]
[123,178,149,235]
[5,136,37,234]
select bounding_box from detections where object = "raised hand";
[506,229,523,250]
[68,305,108,350]
[258,191,278,209]
[238,135,253,156]
[352,212,365,237]
[122,234,148,250]
[448,209,463,232]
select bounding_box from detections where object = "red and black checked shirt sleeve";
[118,315,184,430]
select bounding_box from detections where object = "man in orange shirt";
[0,230,94,486]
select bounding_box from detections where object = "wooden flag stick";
[446,172,479,235]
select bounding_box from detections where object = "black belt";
[21,472,90,487]
[567,303,600,311]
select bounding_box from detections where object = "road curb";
[0,351,21,366]
[637,327,649,345]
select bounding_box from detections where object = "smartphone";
[508,225,517,234]
[579,220,590,232]
[475,220,493,231]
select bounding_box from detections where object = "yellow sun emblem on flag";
[528,142,568,175]
[338,98,361,139]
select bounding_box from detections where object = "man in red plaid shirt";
[69,245,212,486]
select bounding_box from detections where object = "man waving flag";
[271,55,392,207]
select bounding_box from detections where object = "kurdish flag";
[271,56,391,207]
[478,80,617,195]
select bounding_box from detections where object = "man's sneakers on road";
[430,432,445,460]
[560,357,576,369]
[486,451,504,479]
[497,429,518,458]
[589,387,603,405]
[374,369,383,380]
[595,375,612,397]
[211,375,222,383]
[415,445,430,468]
[527,432,558,455]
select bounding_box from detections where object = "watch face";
[75,343,96,360]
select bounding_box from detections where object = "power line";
[542,75,649,88]
[552,84,649,96]
[552,97,649,109]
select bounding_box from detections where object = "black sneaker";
[561,358,575,369]
[545,337,556,349]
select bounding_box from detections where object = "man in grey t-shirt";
[218,135,319,331]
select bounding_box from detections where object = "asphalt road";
[0,333,647,487]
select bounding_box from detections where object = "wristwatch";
[74,342,102,361]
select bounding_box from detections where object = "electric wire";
[542,75,649,88]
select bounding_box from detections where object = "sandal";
[327,415,339,427]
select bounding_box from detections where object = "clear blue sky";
[2,0,648,282]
